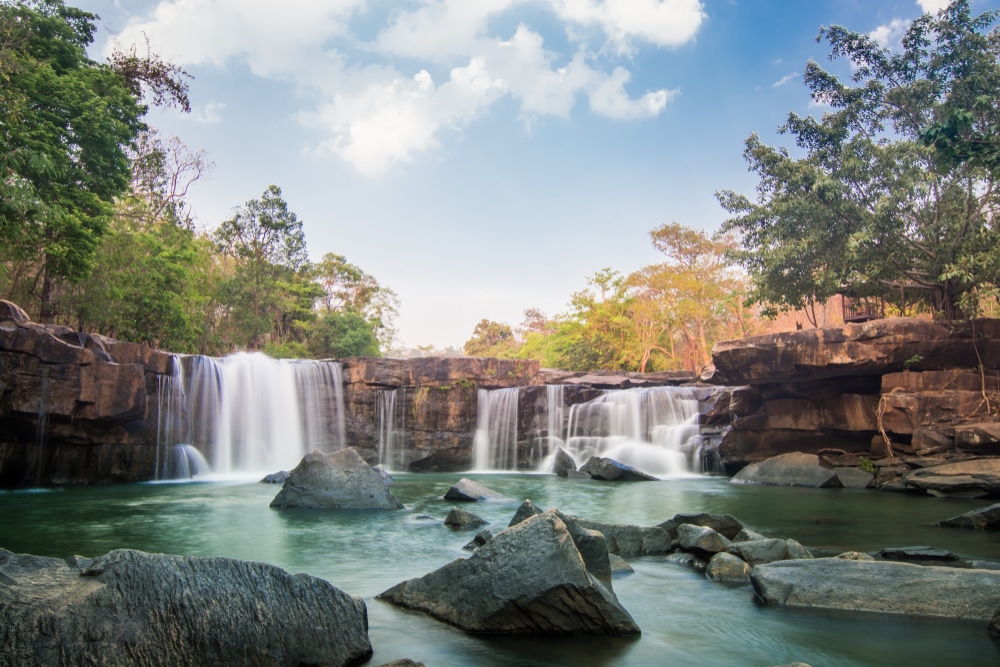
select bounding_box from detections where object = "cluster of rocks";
[549,449,660,481]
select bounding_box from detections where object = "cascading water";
[562,386,704,477]
[472,388,520,471]
[376,388,406,471]
[162,352,346,478]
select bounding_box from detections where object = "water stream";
[2,475,998,666]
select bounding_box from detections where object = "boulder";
[955,423,1000,453]
[270,448,404,510]
[677,524,731,559]
[377,509,640,636]
[443,478,507,502]
[578,456,659,481]
[659,512,745,540]
[508,499,544,527]
[733,527,769,542]
[608,554,634,577]
[559,515,672,556]
[551,446,577,477]
[730,452,842,489]
[879,546,958,561]
[0,548,371,666]
[260,471,289,484]
[705,552,752,583]
[784,539,814,560]
[751,558,1000,620]
[938,503,1000,530]
[463,530,493,550]
[902,459,1000,498]
[444,506,488,529]
[991,607,1000,638]
[728,539,797,566]
[834,467,875,489]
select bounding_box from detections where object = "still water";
[3,474,1000,666]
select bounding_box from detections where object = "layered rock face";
[706,318,1000,475]
[0,302,174,486]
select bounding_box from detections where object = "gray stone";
[444,506,488,529]
[836,551,875,561]
[0,548,371,667]
[444,478,507,502]
[752,558,1000,620]
[659,512,745,540]
[463,530,493,550]
[372,464,394,485]
[705,552,752,583]
[937,502,1000,530]
[784,539,814,560]
[377,510,640,636]
[990,607,1000,638]
[260,471,288,484]
[902,459,1000,498]
[733,527,769,542]
[834,467,875,489]
[730,452,842,489]
[728,538,792,566]
[270,448,404,510]
[578,456,659,482]
[560,515,672,556]
[677,524,731,559]
[508,498,544,527]
[551,446,577,477]
[608,554,634,577]
[879,546,958,561]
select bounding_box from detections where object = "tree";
[308,310,380,359]
[0,0,189,321]
[214,185,310,349]
[718,0,1000,321]
[463,318,516,357]
[313,252,399,352]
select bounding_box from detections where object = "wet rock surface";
[578,456,658,482]
[270,448,404,510]
[444,477,507,502]
[937,502,1000,529]
[0,548,372,666]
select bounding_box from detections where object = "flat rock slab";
[444,478,507,502]
[752,558,1000,620]
[377,510,640,636]
[730,452,842,489]
[902,459,1000,498]
[271,448,404,510]
[879,546,958,561]
[938,503,1000,530]
[578,456,658,481]
[0,548,372,666]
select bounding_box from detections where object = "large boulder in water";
[937,502,1000,530]
[751,557,1000,620]
[730,452,842,488]
[443,477,507,502]
[377,509,640,636]
[270,448,404,510]
[578,456,658,481]
[0,548,372,666]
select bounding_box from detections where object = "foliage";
[313,252,398,352]
[718,0,1000,321]
[463,318,517,357]
[307,310,380,359]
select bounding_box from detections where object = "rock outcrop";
[730,452,842,488]
[937,502,1000,529]
[0,547,372,666]
[377,509,640,636]
[443,478,507,502]
[751,557,1000,620]
[270,448,404,510]
[900,459,1000,498]
[578,456,659,481]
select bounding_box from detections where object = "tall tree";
[718,0,1000,321]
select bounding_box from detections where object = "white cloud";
[771,72,798,88]
[110,0,699,177]
[917,0,950,15]
[869,18,910,48]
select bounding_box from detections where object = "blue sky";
[72,0,973,349]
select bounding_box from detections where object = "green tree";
[463,318,516,357]
[308,310,380,358]
[313,252,399,352]
[718,0,1000,321]
[0,0,189,321]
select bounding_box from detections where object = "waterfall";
[376,388,406,471]
[472,388,520,471]
[546,384,566,451]
[565,386,704,477]
[159,352,346,478]
[154,356,188,480]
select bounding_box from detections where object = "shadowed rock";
[0,548,371,666]
[677,525,730,559]
[706,552,752,583]
[752,558,1000,620]
[444,506,487,529]
[902,459,1000,498]
[879,546,958,561]
[508,499,544,527]
[938,503,1000,530]
[551,446,577,477]
[659,513,746,541]
[377,509,640,636]
[270,448,404,510]
[578,456,658,482]
[444,478,507,502]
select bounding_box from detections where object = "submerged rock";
[443,478,507,502]
[444,506,487,529]
[270,448,404,510]
[0,548,372,666]
[751,558,1000,620]
[578,456,658,481]
[937,502,1000,530]
[878,546,958,561]
[730,452,842,489]
[377,509,640,636]
[706,552,752,583]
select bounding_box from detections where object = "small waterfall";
[472,387,520,471]
[33,370,49,485]
[161,352,346,478]
[162,444,211,480]
[565,386,703,477]
[155,357,187,480]
[376,388,406,471]
[546,384,566,451]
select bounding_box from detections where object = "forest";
[2,0,998,370]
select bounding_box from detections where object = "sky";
[69,0,975,350]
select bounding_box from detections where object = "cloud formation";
[108,0,703,176]
[917,0,950,14]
